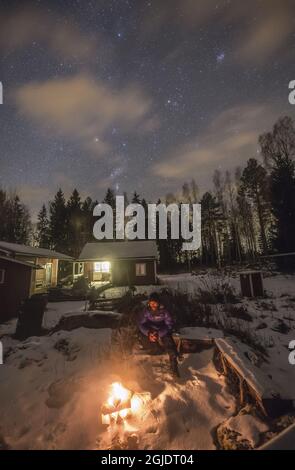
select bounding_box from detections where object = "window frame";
[135,262,147,277]
[94,261,110,273]
[73,262,84,277]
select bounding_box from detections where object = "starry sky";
[0,0,295,218]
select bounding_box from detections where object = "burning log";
[101,382,151,426]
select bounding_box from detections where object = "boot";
[169,355,180,378]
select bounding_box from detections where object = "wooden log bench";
[259,422,295,449]
[215,337,293,418]
[132,327,224,355]
[178,327,224,353]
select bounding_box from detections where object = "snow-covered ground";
[0,300,87,337]
[98,348,236,450]
[0,331,235,450]
[43,301,87,329]
[159,271,295,298]
[102,284,163,299]
[160,271,295,401]
[0,328,112,449]
[0,270,294,449]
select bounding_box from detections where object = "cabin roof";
[0,241,73,260]
[0,255,43,269]
[79,240,158,261]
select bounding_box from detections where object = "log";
[215,338,293,418]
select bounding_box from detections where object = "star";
[1,0,293,225]
[216,52,225,64]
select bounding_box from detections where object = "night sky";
[0,0,294,217]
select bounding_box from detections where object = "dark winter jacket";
[138,306,174,338]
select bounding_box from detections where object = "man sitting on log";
[138,292,180,377]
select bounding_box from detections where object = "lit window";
[94,261,110,273]
[0,269,5,284]
[74,262,84,276]
[136,263,146,276]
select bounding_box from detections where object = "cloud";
[18,184,52,220]
[152,103,280,184]
[0,5,98,60]
[142,0,295,64]
[232,1,294,64]
[14,74,157,158]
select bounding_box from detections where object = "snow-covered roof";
[0,241,73,260]
[0,255,43,269]
[79,240,158,260]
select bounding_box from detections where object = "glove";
[148,331,159,343]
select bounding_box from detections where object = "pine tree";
[49,189,68,253]
[0,189,7,240]
[200,192,224,266]
[224,171,242,263]
[259,116,295,263]
[102,188,116,239]
[36,204,50,248]
[5,194,31,244]
[182,182,191,203]
[270,155,295,255]
[237,186,257,261]
[240,158,270,254]
[190,178,199,203]
[67,189,83,257]
[131,191,141,204]
[81,196,97,243]
[103,188,116,208]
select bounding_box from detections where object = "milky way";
[0,0,294,217]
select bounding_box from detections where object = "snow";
[180,327,224,341]
[0,240,72,260]
[215,337,281,399]
[117,348,236,450]
[260,422,295,450]
[0,318,17,337]
[223,414,268,447]
[160,271,295,401]
[43,301,87,328]
[102,285,163,299]
[0,328,112,449]
[159,271,295,300]
[0,301,91,337]
[79,240,157,261]
[0,270,295,449]
[0,331,235,449]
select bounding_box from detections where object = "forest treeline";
[1,116,295,270]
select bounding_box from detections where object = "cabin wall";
[112,259,156,286]
[50,259,58,286]
[30,257,58,295]
[84,258,156,286]
[0,259,31,321]
[84,261,94,282]
[82,259,157,286]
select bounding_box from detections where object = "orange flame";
[101,382,151,426]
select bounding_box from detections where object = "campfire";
[101,382,151,425]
